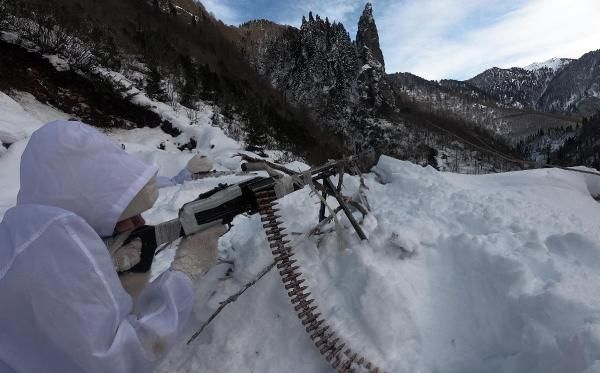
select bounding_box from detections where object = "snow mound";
[152,156,600,373]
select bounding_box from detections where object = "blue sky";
[202,0,600,80]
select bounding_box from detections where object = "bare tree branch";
[187,260,276,345]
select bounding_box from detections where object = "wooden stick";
[187,261,277,345]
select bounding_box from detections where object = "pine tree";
[427,147,439,170]
[168,0,177,16]
[146,67,167,102]
[179,57,201,108]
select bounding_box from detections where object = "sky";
[201,0,600,81]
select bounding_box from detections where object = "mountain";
[4,0,596,171]
[231,3,526,173]
[539,50,600,116]
[228,2,600,170]
[466,52,600,116]
[467,66,560,110]
[553,111,600,168]
[236,3,395,133]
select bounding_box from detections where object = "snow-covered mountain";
[0,0,344,165]
[236,3,394,130]
[228,2,599,167]
[467,66,560,110]
[231,3,527,172]
[540,50,600,116]
[524,57,574,72]
[467,52,600,116]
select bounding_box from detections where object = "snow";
[0,92,72,216]
[43,55,70,72]
[0,31,18,44]
[0,90,240,216]
[360,64,373,74]
[155,158,600,372]
[142,154,600,373]
[11,92,72,124]
[524,57,573,72]
[5,88,600,372]
[0,92,46,145]
[93,67,243,171]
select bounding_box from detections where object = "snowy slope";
[524,58,574,72]
[0,90,243,217]
[4,91,600,372]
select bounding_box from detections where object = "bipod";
[311,165,367,241]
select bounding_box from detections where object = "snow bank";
[151,156,600,373]
[0,92,50,216]
[0,92,45,145]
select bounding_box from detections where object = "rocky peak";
[356,2,385,71]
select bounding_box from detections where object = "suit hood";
[17,121,158,236]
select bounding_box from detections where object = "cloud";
[378,0,600,80]
[201,0,242,25]
[202,0,366,32]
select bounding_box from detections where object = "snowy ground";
[4,90,600,372]
[152,158,600,373]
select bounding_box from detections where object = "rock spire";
[356,2,385,71]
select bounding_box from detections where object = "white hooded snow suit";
[0,121,194,372]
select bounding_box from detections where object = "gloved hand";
[170,224,227,281]
[187,154,213,174]
[112,238,142,272]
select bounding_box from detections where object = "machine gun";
[105,156,366,273]
[107,155,385,372]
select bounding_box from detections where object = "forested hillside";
[0,0,342,163]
